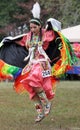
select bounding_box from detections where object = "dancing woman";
[0,2,77,122]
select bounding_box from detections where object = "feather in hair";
[31,2,41,19]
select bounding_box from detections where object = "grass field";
[0,81,80,130]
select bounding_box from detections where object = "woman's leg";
[33,87,51,116]
[32,90,45,122]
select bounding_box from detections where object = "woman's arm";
[43,30,56,50]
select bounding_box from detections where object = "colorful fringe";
[0,59,22,80]
[0,59,30,94]
[14,72,30,94]
[51,32,78,77]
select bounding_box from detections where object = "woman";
[0,2,77,122]
[14,18,56,122]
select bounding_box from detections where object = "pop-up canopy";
[61,25,80,75]
[61,25,80,42]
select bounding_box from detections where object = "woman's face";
[30,23,41,35]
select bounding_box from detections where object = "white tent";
[61,25,80,42]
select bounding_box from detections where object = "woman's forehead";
[30,23,40,28]
[30,23,37,26]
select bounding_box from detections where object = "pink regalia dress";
[15,30,56,100]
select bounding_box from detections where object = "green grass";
[0,81,80,130]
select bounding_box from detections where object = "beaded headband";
[30,19,41,25]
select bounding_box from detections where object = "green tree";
[0,0,80,38]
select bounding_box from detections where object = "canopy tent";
[61,25,80,42]
[61,25,80,76]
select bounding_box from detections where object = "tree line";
[0,0,80,40]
